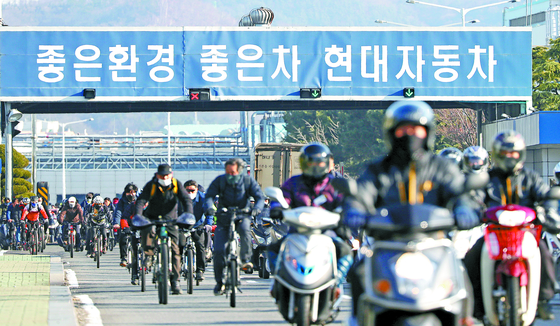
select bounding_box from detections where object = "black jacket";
[204,174,265,212]
[136,177,193,220]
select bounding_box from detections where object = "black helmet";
[30,196,39,203]
[383,101,435,152]
[463,146,489,174]
[299,143,332,179]
[124,183,138,193]
[439,147,463,166]
[492,130,526,175]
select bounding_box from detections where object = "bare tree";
[435,109,478,150]
[287,118,339,145]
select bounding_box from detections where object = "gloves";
[343,207,367,229]
[270,208,283,220]
[251,209,261,217]
[454,206,479,230]
[205,208,216,217]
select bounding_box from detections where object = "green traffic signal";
[403,87,415,98]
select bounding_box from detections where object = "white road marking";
[74,294,104,326]
[65,269,79,288]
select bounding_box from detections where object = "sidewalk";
[0,252,77,326]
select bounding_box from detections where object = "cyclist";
[135,164,193,295]
[58,197,84,251]
[203,158,265,296]
[85,196,110,258]
[114,183,140,284]
[182,180,213,282]
[20,196,49,245]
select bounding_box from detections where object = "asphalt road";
[48,244,352,326]
[45,244,560,326]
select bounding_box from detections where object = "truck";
[253,143,305,189]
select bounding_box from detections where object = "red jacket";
[21,204,49,222]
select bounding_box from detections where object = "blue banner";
[0,27,532,101]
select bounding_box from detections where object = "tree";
[532,38,560,111]
[433,109,478,151]
[0,144,33,199]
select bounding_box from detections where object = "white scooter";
[265,187,343,326]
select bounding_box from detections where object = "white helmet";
[68,196,77,208]
[93,195,103,205]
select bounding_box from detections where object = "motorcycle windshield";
[282,206,340,230]
[367,204,454,236]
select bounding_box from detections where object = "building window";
[510,11,546,26]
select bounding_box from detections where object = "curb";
[49,256,79,326]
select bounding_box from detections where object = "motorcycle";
[251,215,274,279]
[356,204,471,326]
[265,187,343,326]
[542,231,560,293]
[480,204,543,326]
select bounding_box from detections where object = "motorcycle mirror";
[547,186,560,200]
[464,171,489,191]
[264,187,289,209]
[330,178,358,197]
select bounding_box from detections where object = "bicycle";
[220,207,248,308]
[91,221,106,268]
[66,222,80,258]
[124,228,146,291]
[133,213,195,304]
[27,220,41,255]
[180,226,196,294]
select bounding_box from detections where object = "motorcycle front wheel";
[505,276,521,326]
[296,294,311,326]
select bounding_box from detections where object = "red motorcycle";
[481,204,542,326]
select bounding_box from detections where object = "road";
[49,244,351,326]
[44,244,560,326]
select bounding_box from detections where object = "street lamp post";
[61,118,93,200]
[406,0,519,26]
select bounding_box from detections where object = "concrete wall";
[37,169,223,203]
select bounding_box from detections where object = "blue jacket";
[114,192,136,227]
[204,174,265,213]
[193,191,213,227]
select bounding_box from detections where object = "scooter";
[265,187,343,326]
[352,203,472,326]
[542,231,560,293]
[251,216,273,279]
[480,204,541,326]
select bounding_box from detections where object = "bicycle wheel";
[29,229,36,255]
[159,243,169,305]
[69,231,74,258]
[96,236,101,268]
[187,249,194,294]
[139,247,146,292]
[126,241,133,272]
[229,259,237,308]
[38,227,44,253]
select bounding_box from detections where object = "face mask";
[87,198,92,204]
[158,178,172,187]
[69,202,76,208]
[126,194,136,202]
[188,192,197,200]
[226,174,242,185]
[392,135,426,163]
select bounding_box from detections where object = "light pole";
[61,118,93,200]
[406,0,519,26]
[376,19,479,27]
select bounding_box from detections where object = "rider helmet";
[554,162,560,184]
[299,143,333,179]
[68,196,77,208]
[383,101,436,152]
[463,146,490,174]
[29,196,39,211]
[439,147,463,166]
[93,195,103,206]
[491,130,526,175]
[124,182,138,194]
[22,197,30,205]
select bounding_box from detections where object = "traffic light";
[11,121,23,137]
[300,88,322,99]
[403,87,415,98]
[189,88,211,101]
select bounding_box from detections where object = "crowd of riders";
[2,100,560,324]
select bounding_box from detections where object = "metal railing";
[15,134,251,170]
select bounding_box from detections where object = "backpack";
[149,178,178,200]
